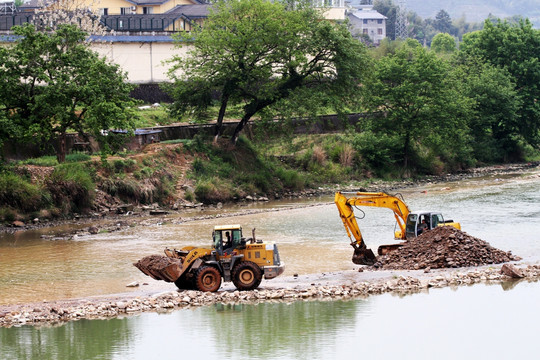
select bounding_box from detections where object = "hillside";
[405,0,540,26]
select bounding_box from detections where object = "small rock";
[88,226,99,234]
[500,263,524,278]
[126,281,139,287]
[12,221,25,227]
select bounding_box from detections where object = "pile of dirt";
[133,255,183,282]
[373,226,521,270]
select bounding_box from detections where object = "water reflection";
[2,280,539,359]
[0,317,133,360]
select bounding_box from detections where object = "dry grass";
[311,145,327,165]
[339,144,355,167]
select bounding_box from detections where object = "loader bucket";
[352,247,377,266]
[133,255,183,283]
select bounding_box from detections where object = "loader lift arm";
[335,191,411,265]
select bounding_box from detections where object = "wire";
[353,205,366,219]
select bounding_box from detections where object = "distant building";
[347,5,387,45]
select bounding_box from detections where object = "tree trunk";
[214,94,229,144]
[57,133,66,163]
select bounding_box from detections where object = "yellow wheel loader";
[134,225,285,292]
[335,191,461,265]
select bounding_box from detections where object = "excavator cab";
[405,212,447,237]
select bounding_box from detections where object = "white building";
[347,5,387,45]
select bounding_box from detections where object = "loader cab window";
[213,231,223,251]
[231,229,242,247]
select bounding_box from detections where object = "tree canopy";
[459,19,540,151]
[167,0,370,144]
[365,41,473,174]
[0,24,136,162]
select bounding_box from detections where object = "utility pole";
[395,0,408,39]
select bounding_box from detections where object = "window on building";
[143,7,153,14]
[363,19,367,24]
[120,7,133,15]
[99,8,108,16]
[378,19,383,24]
[378,28,383,35]
[363,28,368,34]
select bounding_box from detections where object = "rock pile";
[373,226,521,270]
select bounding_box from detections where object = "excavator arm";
[335,191,411,265]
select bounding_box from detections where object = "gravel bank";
[1,263,537,328]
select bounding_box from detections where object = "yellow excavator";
[335,191,461,265]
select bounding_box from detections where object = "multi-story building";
[347,5,387,45]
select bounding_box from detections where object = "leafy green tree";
[431,33,456,53]
[365,41,473,174]
[168,0,370,144]
[0,24,136,162]
[459,19,540,152]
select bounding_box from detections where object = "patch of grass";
[0,171,47,212]
[66,152,92,163]
[18,156,58,167]
[45,163,95,213]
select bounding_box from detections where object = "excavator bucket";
[352,246,377,266]
[133,255,183,283]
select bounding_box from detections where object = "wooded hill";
[406,0,540,26]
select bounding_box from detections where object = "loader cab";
[405,212,445,238]
[213,225,244,255]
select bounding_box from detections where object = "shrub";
[46,163,95,213]
[0,172,45,212]
[276,167,305,190]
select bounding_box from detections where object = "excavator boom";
[335,191,411,265]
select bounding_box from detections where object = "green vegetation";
[0,24,137,163]
[1,0,540,220]
[167,0,369,143]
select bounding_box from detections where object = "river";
[1,168,539,359]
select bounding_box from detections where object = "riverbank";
[1,263,538,328]
[2,161,539,235]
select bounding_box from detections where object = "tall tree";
[459,19,540,151]
[366,41,473,174]
[0,24,136,162]
[434,9,453,34]
[167,0,371,144]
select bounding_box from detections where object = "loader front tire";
[232,261,262,291]
[174,275,194,290]
[194,266,222,292]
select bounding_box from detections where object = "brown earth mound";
[373,226,521,270]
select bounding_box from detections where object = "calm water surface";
[1,280,539,360]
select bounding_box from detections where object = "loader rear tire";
[194,266,222,292]
[232,261,262,291]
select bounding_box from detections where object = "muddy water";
[1,169,539,305]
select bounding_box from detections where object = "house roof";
[166,4,211,18]
[19,0,209,10]
[349,9,387,20]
